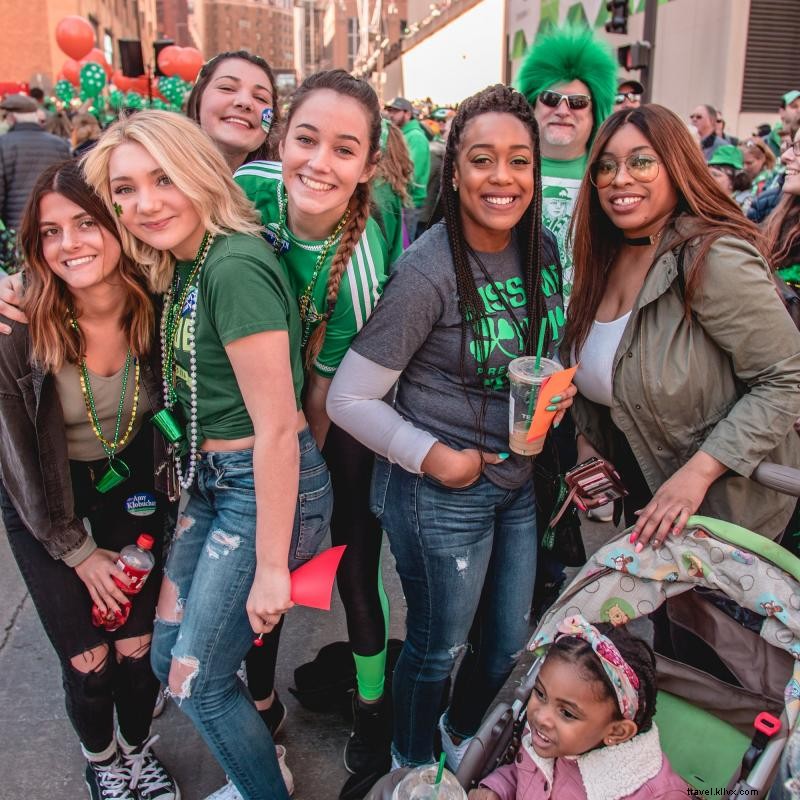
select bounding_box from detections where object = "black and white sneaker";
[85,757,136,800]
[121,734,181,800]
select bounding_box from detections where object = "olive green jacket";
[570,219,800,539]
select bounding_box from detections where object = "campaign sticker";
[125,493,157,517]
[181,286,198,318]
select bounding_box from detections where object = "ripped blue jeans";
[370,458,537,766]
[150,427,331,799]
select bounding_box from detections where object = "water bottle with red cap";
[92,534,156,631]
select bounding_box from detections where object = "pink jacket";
[480,724,687,800]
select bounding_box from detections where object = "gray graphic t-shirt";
[351,222,564,490]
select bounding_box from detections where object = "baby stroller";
[368,462,800,800]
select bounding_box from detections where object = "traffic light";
[617,42,651,70]
[605,0,629,34]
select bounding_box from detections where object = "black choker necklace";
[623,230,663,247]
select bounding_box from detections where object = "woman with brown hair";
[565,104,800,548]
[0,159,178,800]
[372,118,413,265]
[765,128,800,278]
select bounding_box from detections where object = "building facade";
[0,0,158,87]
[156,0,195,46]
[199,0,294,71]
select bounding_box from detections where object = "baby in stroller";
[469,616,687,800]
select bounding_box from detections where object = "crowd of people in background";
[1,19,800,800]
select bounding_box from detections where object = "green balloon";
[80,62,106,98]
[55,79,74,102]
[108,89,124,110]
[125,91,144,109]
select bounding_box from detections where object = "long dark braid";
[440,84,548,449]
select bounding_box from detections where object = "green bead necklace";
[274,182,350,346]
[70,314,140,493]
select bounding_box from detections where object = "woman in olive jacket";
[564,104,800,549]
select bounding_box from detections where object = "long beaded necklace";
[274,183,350,346]
[159,232,215,490]
[70,314,141,492]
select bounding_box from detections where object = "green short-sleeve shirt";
[234,160,389,377]
[172,232,304,441]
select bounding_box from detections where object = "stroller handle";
[752,462,800,497]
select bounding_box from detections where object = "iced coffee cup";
[392,765,467,800]
[508,356,560,456]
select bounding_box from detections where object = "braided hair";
[440,84,549,449]
[283,70,381,370]
[548,624,658,733]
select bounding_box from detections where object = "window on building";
[347,17,359,70]
[103,31,114,65]
[742,0,800,112]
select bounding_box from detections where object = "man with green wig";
[515,24,617,302]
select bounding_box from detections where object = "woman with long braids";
[0,160,179,800]
[234,70,394,799]
[83,110,332,800]
[327,84,575,770]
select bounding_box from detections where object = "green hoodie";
[402,118,431,208]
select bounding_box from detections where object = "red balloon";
[81,48,112,77]
[62,58,81,86]
[157,45,182,78]
[111,71,134,92]
[175,47,203,83]
[55,16,95,61]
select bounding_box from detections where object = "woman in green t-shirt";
[235,71,396,796]
[84,110,332,800]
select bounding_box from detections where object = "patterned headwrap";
[554,615,640,720]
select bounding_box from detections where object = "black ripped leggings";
[1,428,167,754]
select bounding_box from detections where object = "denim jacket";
[0,317,168,564]
[569,216,800,539]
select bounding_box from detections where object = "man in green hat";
[515,24,617,303]
[707,144,751,210]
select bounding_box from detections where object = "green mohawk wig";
[514,24,618,146]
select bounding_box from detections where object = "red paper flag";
[290,545,346,610]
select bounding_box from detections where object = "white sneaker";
[203,780,243,800]
[203,747,293,800]
[438,713,472,772]
[276,745,294,796]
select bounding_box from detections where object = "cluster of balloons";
[54,15,201,111]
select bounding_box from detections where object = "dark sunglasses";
[538,90,592,110]
[614,92,641,104]
[590,154,660,188]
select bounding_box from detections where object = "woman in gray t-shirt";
[328,84,574,770]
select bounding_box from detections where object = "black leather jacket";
[0,318,168,562]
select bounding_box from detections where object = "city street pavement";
[0,519,617,800]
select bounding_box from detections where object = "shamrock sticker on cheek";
[113,202,123,218]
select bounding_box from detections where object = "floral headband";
[536,615,640,720]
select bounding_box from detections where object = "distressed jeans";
[151,427,331,799]
[370,458,537,766]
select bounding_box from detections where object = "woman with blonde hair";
[84,110,332,800]
[742,136,777,198]
[0,159,178,800]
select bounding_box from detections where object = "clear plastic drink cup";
[391,765,466,800]
[507,356,560,456]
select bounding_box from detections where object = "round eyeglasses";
[590,154,661,188]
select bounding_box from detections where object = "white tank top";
[573,312,631,407]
